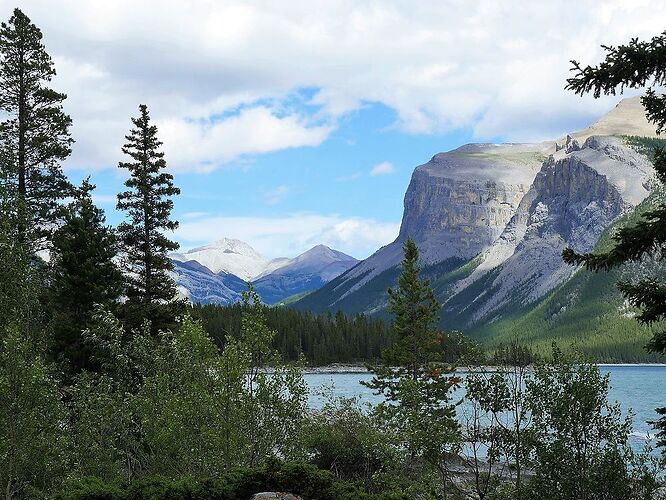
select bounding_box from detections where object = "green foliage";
[136,316,236,477]
[0,7,73,251]
[48,180,124,374]
[462,345,664,500]
[472,193,665,363]
[566,32,666,132]
[620,136,666,161]
[275,290,312,305]
[0,213,41,338]
[67,293,309,483]
[524,347,660,500]
[364,238,462,494]
[135,302,305,476]
[69,373,145,482]
[116,104,183,334]
[193,302,396,365]
[297,396,402,493]
[383,238,441,377]
[565,29,666,450]
[463,343,535,500]
[219,284,309,468]
[51,460,411,500]
[296,395,451,498]
[69,308,154,481]
[0,324,68,499]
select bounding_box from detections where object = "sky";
[5,0,666,258]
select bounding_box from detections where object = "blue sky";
[67,100,481,257]
[12,0,666,258]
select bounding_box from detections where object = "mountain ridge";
[171,240,359,305]
[294,96,662,360]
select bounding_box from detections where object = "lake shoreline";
[302,362,666,374]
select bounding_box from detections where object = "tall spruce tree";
[0,8,73,251]
[117,104,182,333]
[363,238,460,492]
[562,32,666,451]
[383,237,441,380]
[49,179,124,374]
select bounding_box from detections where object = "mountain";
[295,97,663,361]
[295,141,551,316]
[253,245,359,304]
[171,259,246,304]
[170,240,358,305]
[171,238,270,281]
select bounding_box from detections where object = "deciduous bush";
[298,397,401,492]
[51,460,410,500]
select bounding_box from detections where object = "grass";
[274,291,312,307]
[446,149,548,167]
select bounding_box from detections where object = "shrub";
[50,461,410,500]
[298,397,399,492]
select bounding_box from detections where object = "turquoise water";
[304,365,665,450]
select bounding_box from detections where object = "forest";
[193,303,477,366]
[0,6,665,500]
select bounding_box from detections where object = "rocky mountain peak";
[296,244,356,263]
[197,238,262,258]
[570,95,658,143]
[171,238,359,304]
[171,238,268,280]
[297,96,662,327]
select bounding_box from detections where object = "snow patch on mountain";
[171,260,244,304]
[171,238,279,281]
[171,239,359,305]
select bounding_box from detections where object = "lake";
[303,364,665,451]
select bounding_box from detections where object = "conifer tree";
[49,179,124,373]
[117,104,182,333]
[0,8,73,251]
[562,32,666,451]
[0,212,37,337]
[364,238,460,492]
[383,237,441,380]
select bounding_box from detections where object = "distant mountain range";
[170,238,358,305]
[294,96,665,361]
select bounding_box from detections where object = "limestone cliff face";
[296,97,660,323]
[450,136,654,323]
[399,144,543,264]
[297,99,659,325]
[299,143,547,310]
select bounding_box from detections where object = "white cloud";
[369,161,396,176]
[157,107,332,173]
[91,194,117,205]
[263,185,290,205]
[175,213,400,259]
[12,0,666,173]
